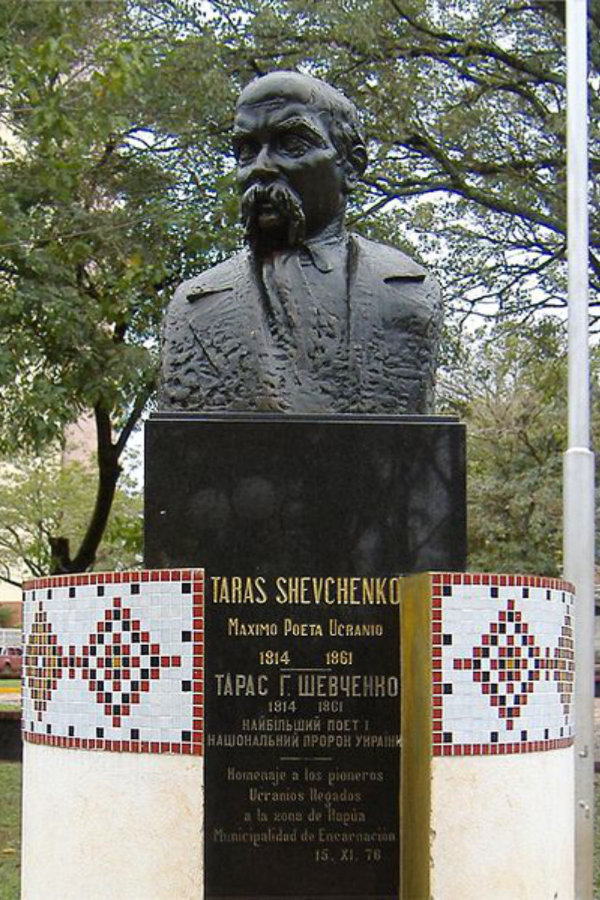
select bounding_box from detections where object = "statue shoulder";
[350,233,433,283]
[168,252,246,315]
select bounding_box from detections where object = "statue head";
[233,71,367,253]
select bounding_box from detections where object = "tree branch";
[114,378,156,459]
[51,402,121,574]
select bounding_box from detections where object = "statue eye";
[277,133,311,156]
[235,140,260,163]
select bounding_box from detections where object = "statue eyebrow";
[271,116,328,145]
[232,115,328,148]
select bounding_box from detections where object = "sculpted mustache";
[241,182,306,247]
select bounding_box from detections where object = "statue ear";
[344,144,367,192]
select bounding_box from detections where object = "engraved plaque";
[204,576,400,899]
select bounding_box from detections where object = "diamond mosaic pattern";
[24,605,65,720]
[22,571,204,755]
[432,574,575,757]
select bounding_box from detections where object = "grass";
[0,762,20,900]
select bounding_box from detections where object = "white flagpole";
[564,1,595,896]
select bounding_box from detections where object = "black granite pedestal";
[144,413,466,900]
[144,413,466,576]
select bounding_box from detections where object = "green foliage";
[0,0,244,453]
[0,448,142,583]
[438,319,599,575]
[0,1,238,570]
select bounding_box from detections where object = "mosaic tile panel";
[431,573,574,757]
[22,570,204,755]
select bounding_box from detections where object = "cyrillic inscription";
[205,575,401,899]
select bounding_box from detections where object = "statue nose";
[250,144,278,177]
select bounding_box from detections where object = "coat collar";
[186,232,426,303]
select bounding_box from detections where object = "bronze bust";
[160,71,441,414]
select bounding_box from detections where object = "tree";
[0,448,142,585]
[438,318,599,575]
[0,1,238,573]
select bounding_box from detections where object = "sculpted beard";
[241,182,306,253]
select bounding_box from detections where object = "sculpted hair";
[300,76,367,175]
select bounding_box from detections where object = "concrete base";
[21,742,204,900]
[21,569,576,899]
[431,748,574,899]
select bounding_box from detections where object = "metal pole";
[564,1,595,897]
